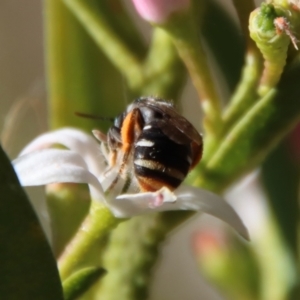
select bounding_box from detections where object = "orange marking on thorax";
[120,108,142,153]
[120,110,136,153]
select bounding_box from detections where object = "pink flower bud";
[192,229,227,257]
[131,0,190,24]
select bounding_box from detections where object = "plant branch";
[162,8,222,136]
[141,28,186,99]
[62,0,146,90]
[45,0,125,131]
[223,0,263,127]
[98,61,300,299]
[58,202,120,280]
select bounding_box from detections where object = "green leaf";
[45,0,125,132]
[63,267,106,300]
[47,184,90,257]
[195,62,300,191]
[261,139,299,257]
[202,0,244,93]
[0,145,63,299]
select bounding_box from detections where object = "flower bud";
[131,0,190,24]
[249,3,291,96]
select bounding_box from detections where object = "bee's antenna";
[75,112,114,122]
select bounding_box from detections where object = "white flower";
[12,128,249,240]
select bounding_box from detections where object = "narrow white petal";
[112,185,249,240]
[111,187,177,217]
[13,149,105,202]
[173,185,249,240]
[25,186,53,246]
[19,127,105,177]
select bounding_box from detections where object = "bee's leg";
[106,108,142,193]
[121,170,133,194]
[92,129,107,143]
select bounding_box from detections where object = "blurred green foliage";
[1,0,300,299]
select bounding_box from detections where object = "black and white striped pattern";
[105,97,202,193]
[134,125,192,190]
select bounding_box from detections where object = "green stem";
[97,214,169,300]
[98,62,300,299]
[46,184,90,257]
[253,216,296,300]
[162,9,222,136]
[62,0,146,90]
[56,1,187,101]
[195,63,300,191]
[58,202,120,280]
[45,0,125,131]
[223,48,262,127]
[63,267,106,300]
[223,1,263,127]
[141,28,186,100]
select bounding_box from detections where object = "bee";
[92,97,203,194]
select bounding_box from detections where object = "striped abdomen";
[133,124,192,192]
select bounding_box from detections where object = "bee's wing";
[147,103,203,146]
